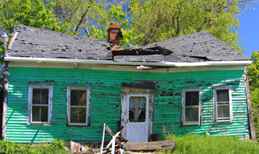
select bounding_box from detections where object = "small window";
[213,86,232,123]
[67,86,90,126]
[28,85,53,125]
[128,96,147,123]
[182,88,202,126]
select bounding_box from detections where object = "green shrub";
[0,140,71,154]
[161,134,259,154]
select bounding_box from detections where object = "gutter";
[4,57,252,67]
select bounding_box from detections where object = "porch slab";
[122,140,175,151]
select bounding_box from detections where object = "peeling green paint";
[6,68,250,143]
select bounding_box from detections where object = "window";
[67,86,90,126]
[28,85,53,125]
[213,86,232,123]
[128,95,148,123]
[182,88,202,126]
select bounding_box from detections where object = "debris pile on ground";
[70,141,88,153]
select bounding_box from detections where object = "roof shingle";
[6,25,249,62]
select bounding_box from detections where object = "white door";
[126,94,149,143]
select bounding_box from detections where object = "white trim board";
[5,57,251,67]
[8,61,246,73]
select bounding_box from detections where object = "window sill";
[214,121,232,124]
[28,123,52,126]
[67,124,90,127]
[182,123,200,126]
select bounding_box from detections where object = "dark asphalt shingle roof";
[114,31,248,62]
[7,25,111,60]
[6,25,249,62]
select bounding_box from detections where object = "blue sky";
[237,3,259,58]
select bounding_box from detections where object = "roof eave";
[4,57,252,67]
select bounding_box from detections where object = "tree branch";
[73,0,94,35]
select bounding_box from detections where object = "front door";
[126,94,149,143]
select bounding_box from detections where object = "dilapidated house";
[2,23,255,143]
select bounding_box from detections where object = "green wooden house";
[1,24,255,143]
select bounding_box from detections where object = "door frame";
[121,87,154,142]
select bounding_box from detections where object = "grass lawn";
[158,134,259,154]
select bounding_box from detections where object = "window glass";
[217,105,230,118]
[33,89,40,104]
[70,107,86,123]
[185,91,199,106]
[41,106,48,122]
[71,90,86,106]
[32,106,40,121]
[32,106,48,122]
[33,89,49,104]
[217,90,229,102]
[129,96,146,122]
[185,107,199,122]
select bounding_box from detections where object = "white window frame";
[28,85,53,125]
[182,87,202,126]
[213,85,233,123]
[67,86,90,126]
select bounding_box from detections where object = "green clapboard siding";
[6,67,250,143]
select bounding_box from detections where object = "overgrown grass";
[158,134,259,154]
[0,140,71,154]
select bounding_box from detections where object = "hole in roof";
[57,57,70,59]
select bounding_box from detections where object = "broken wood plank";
[106,131,121,148]
[105,125,122,147]
[122,141,175,151]
[100,123,106,154]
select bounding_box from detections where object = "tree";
[0,0,71,58]
[43,0,94,36]
[0,0,71,33]
[129,0,254,53]
[248,50,259,141]
[89,4,143,47]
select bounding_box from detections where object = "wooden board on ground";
[122,140,175,151]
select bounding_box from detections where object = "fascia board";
[4,57,252,67]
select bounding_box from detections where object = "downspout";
[244,66,256,140]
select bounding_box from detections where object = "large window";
[67,86,90,126]
[213,86,232,123]
[28,85,53,125]
[182,88,202,126]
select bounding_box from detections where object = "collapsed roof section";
[6,25,249,63]
[114,31,249,62]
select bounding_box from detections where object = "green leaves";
[1,0,252,51]
[0,0,71,34]
[129,0,247,53]
[89,3,142,48]
[247,50,259,141]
